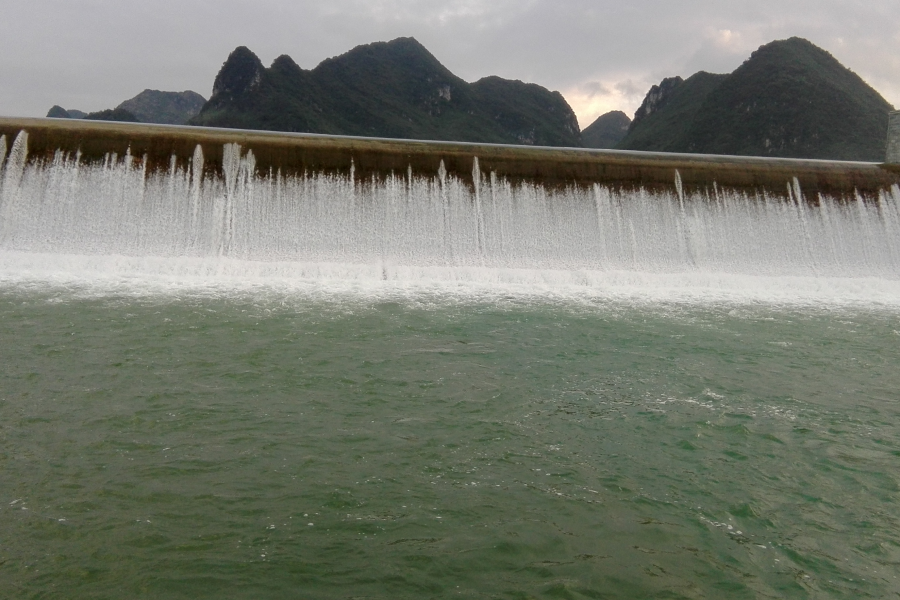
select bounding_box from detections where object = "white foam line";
[2,251,900,308]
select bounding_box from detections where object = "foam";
[2,251,899,308]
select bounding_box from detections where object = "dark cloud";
[1,0,897,128]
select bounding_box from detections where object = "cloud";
[681,28,753,76]
[565,77,654,129]
[579,81,613,98]
[1,0,897,124]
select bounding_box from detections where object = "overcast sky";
[2,0,898,129]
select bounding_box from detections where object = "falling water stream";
[1,131,899,302]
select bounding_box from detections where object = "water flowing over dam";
[1,120,899,302]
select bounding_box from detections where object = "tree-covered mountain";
[618,72,728,153]
[617,38,895,161]
[190,37,582,147]
[581,110,631,148]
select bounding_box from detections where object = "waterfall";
[0,135,898,300]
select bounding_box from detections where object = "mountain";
[582,110,631,148]
[46,90,206,125]
[617,38,895,161]
[116,90,206,125]
[191,38,582,147]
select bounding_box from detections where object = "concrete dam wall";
[1,116,899,198]
[887,111,900,166]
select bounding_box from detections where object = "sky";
[2,0,898,129]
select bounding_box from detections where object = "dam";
[2,116,900,599]
[1,116,900,303]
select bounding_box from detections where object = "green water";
[1,289,899,599]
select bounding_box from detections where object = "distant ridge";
[47,105,72,119]
[617,38,895,161]
[190,37,582,147]
[47,90,206,125]
[46,106,86,119]
[117,90,206,125]
[84,108,139,122]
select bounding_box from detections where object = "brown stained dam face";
[1,117,899,198]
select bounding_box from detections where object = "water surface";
[2,133,899,598]
[2,289,898,599]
